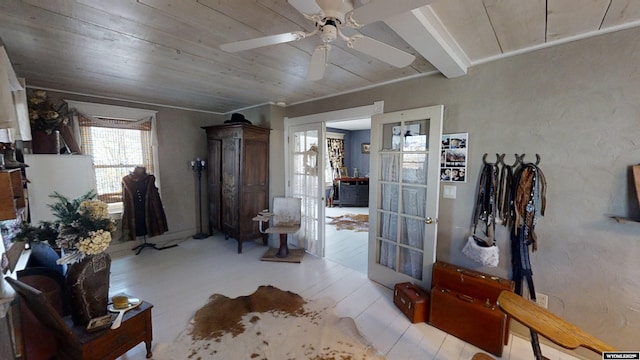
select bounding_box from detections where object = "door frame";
[284,101,384,256]
[368,105,444,290]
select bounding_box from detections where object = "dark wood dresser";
[203,124,270,253]
[335,177,369,207]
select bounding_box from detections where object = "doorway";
[284,102,383,273]
[324,118,371,274]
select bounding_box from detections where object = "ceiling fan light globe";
[321,24,338,43]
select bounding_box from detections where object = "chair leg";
[276,233,289,258]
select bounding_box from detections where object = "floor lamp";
[191,157,208,239]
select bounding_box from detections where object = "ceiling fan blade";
[307,45,330,81]
[348,35,415,68]
[220,32,302,52]
[350,0,434,26]
[287,0,322,16]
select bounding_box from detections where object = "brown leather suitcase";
[432,261,514,343]
[430,286,507,356]
[393,282,429,323]
[432,261,514,303]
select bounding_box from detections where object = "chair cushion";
[265,225,301,234]
[26,242,66,276]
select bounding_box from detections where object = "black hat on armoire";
[224,113,252,124]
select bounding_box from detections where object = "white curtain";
[378,152,426,280]
[300,171,319,254]
[290,130,321,256]
[379,154,399,269]
[401,187,425,279]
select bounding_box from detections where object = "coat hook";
[515,153,525,166]
[482,153,489,165]
[535,153,541,165]
[497,153,505,166]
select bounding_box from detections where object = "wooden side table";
[63,301,154,359]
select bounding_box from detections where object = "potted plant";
[15,190,116,325]
[28,89,69,153]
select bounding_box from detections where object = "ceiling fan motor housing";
[316,0,354,23]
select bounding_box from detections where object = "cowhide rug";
[154,285,385,360]
[326,214,369,232]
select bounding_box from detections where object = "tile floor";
[110,235,582,360]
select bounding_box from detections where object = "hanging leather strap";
[497,163,514,226]
[510,162,546,360]
[472,163,499,245]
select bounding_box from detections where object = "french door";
[368,105,443,290]
[287,123,326,257]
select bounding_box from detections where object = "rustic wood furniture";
[496,290,616,357]
[6,277,154,359]
[203,124,270,253]
[253,197,301,258]
[15,267,67,360]
[0,169,25,221]
[335,177,369,207]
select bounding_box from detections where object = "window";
[79,115,153,203]
[67,100,159,209]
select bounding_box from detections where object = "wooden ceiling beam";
[385,6,468,78]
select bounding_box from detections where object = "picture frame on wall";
[361,143,370,154]
[440,133,468,183]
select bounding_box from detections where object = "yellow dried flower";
[77,229,111,255]
[78,199,109,220]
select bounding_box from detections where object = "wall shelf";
[609,215,640,224]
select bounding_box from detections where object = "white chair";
[253,197,301,258]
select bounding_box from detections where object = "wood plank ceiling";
[1,0,639,114]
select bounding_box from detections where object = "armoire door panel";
[243,140,269,186]
[207,139,222,232]
[221,138,240,230]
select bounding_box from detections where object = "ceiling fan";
[220,0,433,81]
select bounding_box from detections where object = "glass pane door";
[368,106,443,290]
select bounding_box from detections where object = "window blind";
[78,114,153,203]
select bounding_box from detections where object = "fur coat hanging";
[121,168,168,240]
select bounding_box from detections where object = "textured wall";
[325,128,371,177]
[286,27,640,351]
[155,107,222,236]
[349,129,371,177]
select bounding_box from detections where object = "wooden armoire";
[203,124,270,253]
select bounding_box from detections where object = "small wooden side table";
[64,301,154,359]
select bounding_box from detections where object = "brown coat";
[121,173,168,240]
